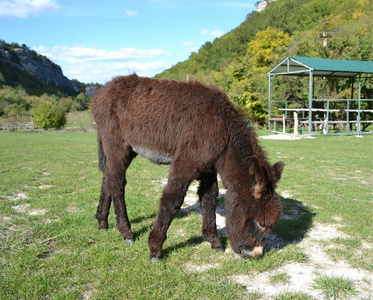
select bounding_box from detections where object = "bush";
[33,101,66,130]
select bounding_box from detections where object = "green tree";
[225,27,293,126]
[72,92,91,111]
[32,101,66,130]
[0,85,31,116]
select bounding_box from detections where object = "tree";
[32,101,66,130]
[225,27,293,126]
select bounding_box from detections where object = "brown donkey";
[91,74,284,261]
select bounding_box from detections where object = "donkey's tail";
[97,133,107,172]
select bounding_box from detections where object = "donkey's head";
[228,155,284,259]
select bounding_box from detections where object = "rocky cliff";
[0,42,76,91]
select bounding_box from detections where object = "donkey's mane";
[220,101,275,185]
[157,76,276,184]
[243,127,275,183]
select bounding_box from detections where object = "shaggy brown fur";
[91,74,284,261]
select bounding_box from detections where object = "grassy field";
[0,131,372,299]
[65,111,94,130]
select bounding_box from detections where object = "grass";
[0,131,372,299]
[269,272,291,284]
[312,274,357,299]
[65,111,94,129]
[275,292,310,300]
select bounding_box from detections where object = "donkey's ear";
[273,161,285,183]
[249,155,266,199]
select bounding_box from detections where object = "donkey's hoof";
[125,238,135,246]
[99,228,108,232]
[150,257,161,263]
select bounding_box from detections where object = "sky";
[0,0,257,84]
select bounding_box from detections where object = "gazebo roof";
[268,56,373,78]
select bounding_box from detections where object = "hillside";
[156,0,372,81]
[155,0,372,125]
[0,42,101,123]
[0,41,79,96]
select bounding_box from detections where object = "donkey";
[91,74,284,261]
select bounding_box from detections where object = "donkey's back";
[92,74,233,166]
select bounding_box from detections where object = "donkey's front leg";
[148,184,188,261]
[148,162,193,261]
[198,172,224,252]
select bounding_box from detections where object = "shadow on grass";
[162,235,205,258]
[131,213,157,240]
[265,198,315,253]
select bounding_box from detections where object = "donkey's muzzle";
[240,245,264,259]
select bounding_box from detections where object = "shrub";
[33,101,66,130]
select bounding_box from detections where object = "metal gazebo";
[268,56,373,137]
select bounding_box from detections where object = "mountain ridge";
[0,41,78,95]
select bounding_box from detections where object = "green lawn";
[0,131,372,299]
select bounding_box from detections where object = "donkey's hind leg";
[198,172,224,252]
[95,175,112,231]
[96,143,137,244]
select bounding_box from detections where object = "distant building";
[257,0,277,12]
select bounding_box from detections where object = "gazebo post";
[308,71,313,137]
[347,77,354,134]
[357,74,362,137]
[268,74,272,130]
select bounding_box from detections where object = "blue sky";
[0,0,257,83]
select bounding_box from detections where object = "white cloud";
[211,30,224,38]
[124,9,138,16]
[182,41,195,46]
[201,29,224,38]
[0,0,59,18]
[35,45,170,64]
[182,41,199,53]
[63,62,171,83]
[34,45,171,83]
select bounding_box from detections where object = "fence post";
[294,111,298,135]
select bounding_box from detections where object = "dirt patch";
[66,206,81,213]
[7,193,28,201]
[38,185,54,189]
[28,209,47,216]
[230,222,373,299]
[184,262,221,273]
[260,134,301,140]
[12,203,30,213]
[43,218,60,224]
